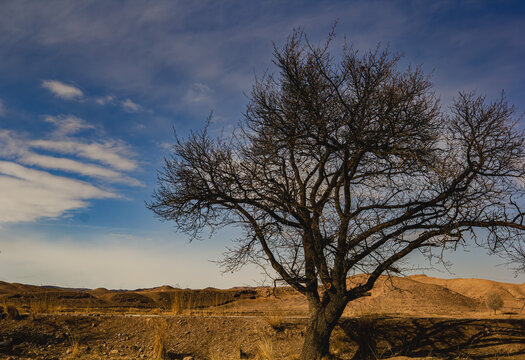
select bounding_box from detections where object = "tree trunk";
[300,297,347,360]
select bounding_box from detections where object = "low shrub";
[5,305,19,320]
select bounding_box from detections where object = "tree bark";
[300,296,347,360]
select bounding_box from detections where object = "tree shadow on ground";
[339,317,525,360]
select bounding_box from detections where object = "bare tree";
[148,31,525,360]
[486,292,504,315]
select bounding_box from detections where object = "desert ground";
[1,275,524,360]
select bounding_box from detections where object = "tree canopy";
[148,31,525,359]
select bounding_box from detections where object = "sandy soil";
[1,275,525,359]
[1,314,525,359]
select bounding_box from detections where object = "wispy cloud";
[18,153,143,186]
[184,83,213,104]
[44,114,94,136]
[0,112,142,225]
[0,1,515,121]
[0,161,117,225]
[0,132,141,185]
[41,79,141,112]
[0,130,26,157]
[121,98,141,112]
[41,80,84,100]
[30,140,138,171]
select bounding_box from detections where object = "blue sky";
[0,1,524,289]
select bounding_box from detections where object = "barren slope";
[408,275,525,311]
[1,275,524,317]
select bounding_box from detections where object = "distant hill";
[1,275,524,316]
[408,275,525,310]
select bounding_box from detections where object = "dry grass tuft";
[30,294,59,315]
[170,292,183,315]
[65,329,80,359]
[169,292,199,315]
[256,335,275,360]
[264,309,285,332]
[152,323,168,360]
[211,292,226,316]
[5,305,20,320]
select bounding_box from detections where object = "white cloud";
[18,153,144,186]
[1,131,139,175]
[158,142,172,150]
[184,82,213,103]
[44,114,94,136]
[42,80,83,100]
[1,130,140,181]
[30,140,138,171]
[0,124,142,225]
[0,161,117,225]
[0,130,22,157]
[95,95,115,105]
[121,98,141,112]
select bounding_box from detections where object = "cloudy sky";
[0,1,524,289]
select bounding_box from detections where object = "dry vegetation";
[486,292,505,315]
[4,305,20,320]
[152,323,168,360]
[65,328,80,360]
[256,335,276,360]
[0,275,525,359]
